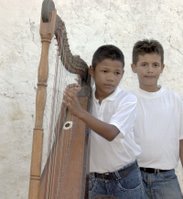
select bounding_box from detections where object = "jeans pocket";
[160,169,176,180]
[116,167,143,191]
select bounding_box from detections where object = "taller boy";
[64,45,145,198]
[131,39,183,199]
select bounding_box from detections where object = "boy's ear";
[89,65,94,77]
[131,64,137,73]
[161,64,165,73]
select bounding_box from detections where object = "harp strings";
[45,45,63,199]
[54,40,79,198]
[43,33,78,198]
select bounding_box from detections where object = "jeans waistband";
[91,161,138,180]
[140,167,172,174]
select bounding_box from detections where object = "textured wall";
[0,0,183,198]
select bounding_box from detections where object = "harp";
[28,0,91,198]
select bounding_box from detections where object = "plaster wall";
[0,0,183,198]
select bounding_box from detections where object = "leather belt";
[91,161,137,180]
[140,167,170,173]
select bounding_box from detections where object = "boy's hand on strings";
[63,84,83,117]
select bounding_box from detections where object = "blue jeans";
[141,169,183,199]
[89,161,145,199]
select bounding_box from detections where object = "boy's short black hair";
[92,44,125,68]
[132,39,164,64]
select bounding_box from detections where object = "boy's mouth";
[103,84,114,88]
[144,75,156,78]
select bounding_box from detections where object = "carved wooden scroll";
[28,0,91,198]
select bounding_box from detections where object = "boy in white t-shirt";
[131,39,183,199]
[64,45,145,198]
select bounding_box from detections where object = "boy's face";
[89,58,124,100]
[131,53,164,92]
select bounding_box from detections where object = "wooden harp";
[28,0,91,198]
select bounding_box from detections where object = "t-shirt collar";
[137,86,165,98]
[92,85,121,102]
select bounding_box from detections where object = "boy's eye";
[152,63,160,68]
[141,63,147,67]
[114,71,121,75]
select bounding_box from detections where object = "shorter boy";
[131,39,183,199]
[64,45,145,199]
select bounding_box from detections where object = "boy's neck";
[140,85,161,92]
[95,94,106,104]
[95,90,115,104]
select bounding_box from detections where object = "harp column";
[28,10,56,199]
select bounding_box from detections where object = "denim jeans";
[89,161,145,199]
[141,169,183,199]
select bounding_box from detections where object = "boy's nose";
[147,65,154,72]
[107,74,115,81]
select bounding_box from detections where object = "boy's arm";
[77,109,119,141]
[63,85,119,141]
[179,139,183,167]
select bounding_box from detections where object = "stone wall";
[0,0,183,198]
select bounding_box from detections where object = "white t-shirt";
[89,86,141,173]
[132,87,183,169]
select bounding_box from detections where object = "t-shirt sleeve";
[109,95,137,137]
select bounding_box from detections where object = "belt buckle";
[103,172,109,176]
[97,172,110,180]
[103,172,110,179]
[154,169,160,174]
